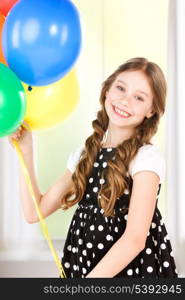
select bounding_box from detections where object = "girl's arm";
[19,148,73,223]
[86,170,160,278]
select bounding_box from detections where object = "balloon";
[23,69,79,130]
[2,0,82,86]
[0,63,26,137]
[0,12,6,64]
[0,0,19,17]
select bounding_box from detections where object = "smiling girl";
[9,57,178,278]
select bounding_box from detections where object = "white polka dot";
[89,177,93,183]
[93,187,98,193]
[158,226,162,232]
[73,265,77,271]
[170,251,174,257]
[94,208,98,213]
[79,212,83,218]
[146,248,152,255]
[82,268,87,274]
[106,234,113,241]
[99,154,103,160]
[140,258,144,264]
[114,226,118,232]
[152,222,156,229]
[78,239,83,245]
[147,266,153,273]
[72,220,75,225]
[102,162,107,168]
[93,253,95,258]
[107,148,112,152]
[67,245,72,251]
[163,261,169,268]
[160,243,166,250]
[79,256,83,263]
[135,267,139,274]
[72,247,76,253]
[124,214,128,220]
[86,194,90,198]
[76,229,80,235]
[87,260,91,267]
[82,250,87,256]
[147,231,150,236]
[64,262,70,268]
[104,217,108,222]
[154,240,158,247]
[98,225,104,231]
[80,222,84,227]
[100,208,104,214]
[98,243,104,249]
[90,225,95,231]
[94,162,99,167]
[87,242,93,248]
[124,189,129,194]
[100,178,105,184]
[127,269,133,276]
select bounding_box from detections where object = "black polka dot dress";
[61,147,178,278]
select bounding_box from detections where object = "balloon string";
[12,138,67,278]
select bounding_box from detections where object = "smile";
[112,105,132,118]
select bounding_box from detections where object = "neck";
[102,123,134,147]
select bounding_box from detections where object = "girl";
[9,57,178,278]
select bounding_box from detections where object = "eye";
[135,95,144,101]
[116,85,125,91]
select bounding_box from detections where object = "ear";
[146,110,154,119]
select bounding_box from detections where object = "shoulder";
[128,144,166,184]
[66,144,84,173]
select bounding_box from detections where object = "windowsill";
[0,238,65,261]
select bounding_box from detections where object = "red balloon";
[0,12,6,64]
[0,0,19,17]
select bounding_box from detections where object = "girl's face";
[105,70,154,129]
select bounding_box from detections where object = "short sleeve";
[66,145,84,173]
[128,144,166,184]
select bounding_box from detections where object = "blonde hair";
[61,57,167,217]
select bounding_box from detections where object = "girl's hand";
[8,121,33,154]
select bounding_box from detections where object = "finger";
[22,121,30,131]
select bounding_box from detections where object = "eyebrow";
[116,80,149,98]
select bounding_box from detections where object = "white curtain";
[0,136,41,260]
[166,0,185,277]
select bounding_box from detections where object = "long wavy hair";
[61,57,167,217]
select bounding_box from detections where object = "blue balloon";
[2,0,82,86]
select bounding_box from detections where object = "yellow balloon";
[23,69,79,130]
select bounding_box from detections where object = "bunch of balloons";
[0,0,82,136]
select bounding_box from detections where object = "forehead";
[114,70,152,94]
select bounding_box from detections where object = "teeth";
[115,106,130,117]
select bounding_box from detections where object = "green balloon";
[0,63,26,137]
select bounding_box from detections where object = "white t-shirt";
[66,144,166,184]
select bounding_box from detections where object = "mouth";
[112,105,132,118]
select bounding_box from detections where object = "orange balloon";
[0,12,6,64]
